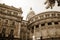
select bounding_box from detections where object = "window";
[5,20,8,24]
[7,10,11,14]
[57,14,60,16]
[1,8,5,12]
[32,26,34,33]
[32,26,34,30]
[36,25,39,28]
[52,14,55,17]
[31,19,33,22]
[13,12,18,16]
[41,23,45,26]
[10,29,14,34]
[0,18,1,21]
[54,22,58,25]
[45,14,50,17]
[2,28,6,33]
[48,22,52,25]
[40,15,43,19]
[10,21,15,28]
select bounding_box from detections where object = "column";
[34,26,36,35]
[33,26,36,40]
[26,32,27,40]
[39,24,41,37]
[30,28,32,40]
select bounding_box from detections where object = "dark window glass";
[54,22,58,24]
[14,12,18,15]
[32,26,34,33]
[57,14,60,16]
[32,26,34,30]
[45,14,50,17]
[52,14,55,16]
[48,22,52,25]
[5,20,8,24]
[41,23,45,26]
[36,25,39,28]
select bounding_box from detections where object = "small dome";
[26,8,35,21]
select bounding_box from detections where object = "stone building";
[20,20,28,40]
[27,11,60,40]
[0,3,23,40]
[0,3,60,40]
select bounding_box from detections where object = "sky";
[0,0,60,20]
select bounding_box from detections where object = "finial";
[30,7,32,10]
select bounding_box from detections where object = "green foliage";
[44,0,60,9]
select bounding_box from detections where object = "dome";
[26,8,35,21]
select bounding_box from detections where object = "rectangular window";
[7,10,11,14]
[5,20,8,24]
[57,14,60,16]
[52,14,55,16]
[36,25,39,28]
[48,22,52,25]
[32,26,34,30]
[54,22,58,24]
[41,23,45,26]
[32,26,34,33]
[14,12,18,16]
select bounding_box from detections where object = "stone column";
[33,26,36,40]
[18,23,21,38]
[39,24,41,37]
[26,32,27,40]
[34,26,36,36]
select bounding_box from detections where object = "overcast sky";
[0,0,60,20]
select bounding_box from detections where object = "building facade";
[27,11,60,40]
[0,3,60,40]
[0,3,23,40]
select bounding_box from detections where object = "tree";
[44,0,55,9]
[44,0,60,9]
